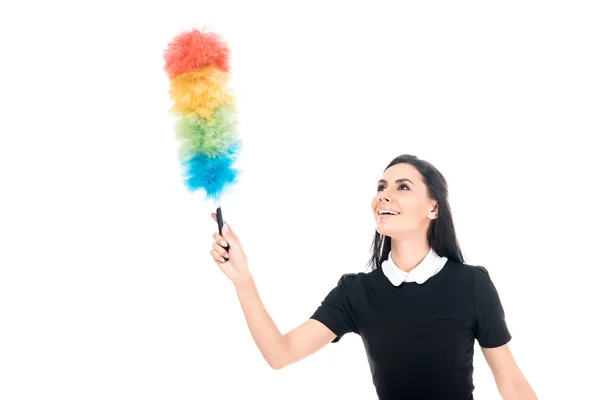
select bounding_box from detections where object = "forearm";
[500,378,537,400]
[234,276,288,369]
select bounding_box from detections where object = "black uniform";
[310,260,511,399]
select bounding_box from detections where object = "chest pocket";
[431,307,462,330]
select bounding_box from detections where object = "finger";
[210,211,229,229]
[221,222,240,243]
[211,213,236,241]
[220,222,236,245]
[212,242,229,258]
[213,232,228,248]
[211,249,226,263]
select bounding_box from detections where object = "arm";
[211,217,336,370]
[235,277,335,370]
[481,344,537,400]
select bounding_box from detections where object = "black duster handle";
[216,206,230,261]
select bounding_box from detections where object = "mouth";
[376,210,400,222]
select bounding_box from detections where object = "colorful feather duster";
[164,29,242,260]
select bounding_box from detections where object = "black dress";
[310,260,511,399]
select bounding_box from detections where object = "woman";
[209,154,537,399]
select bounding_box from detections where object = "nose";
[378,191,391,202]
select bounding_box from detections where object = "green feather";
[175,104,239,159]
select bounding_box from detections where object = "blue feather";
[180,141,242,201]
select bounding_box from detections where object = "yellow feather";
[169,66,234,123]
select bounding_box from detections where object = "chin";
[376,225,393,234]
[376,224,404,235]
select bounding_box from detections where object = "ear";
[429,202,439,220]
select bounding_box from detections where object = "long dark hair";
[365,154,464,272]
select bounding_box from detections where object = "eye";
[377,184,409,191]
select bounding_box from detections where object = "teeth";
[378,210,398,215]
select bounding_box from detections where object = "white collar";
[381,247,448,286]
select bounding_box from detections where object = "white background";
[1,1,599,399]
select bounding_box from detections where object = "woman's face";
[371,163,438,237]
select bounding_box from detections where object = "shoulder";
[339,269,379,284]
[444,261,494,286]
[336,272,365,287]
[454,263,502,296]
[448,260,490,276]
[334,271,374,293]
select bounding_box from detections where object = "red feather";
[164,29,230,78]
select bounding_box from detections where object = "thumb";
[211,213,239,244]
[221,222,238,247]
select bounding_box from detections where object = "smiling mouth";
[377,209,399,214]
[377,209,400,216]
[377,213,400,222]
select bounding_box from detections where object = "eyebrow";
[378,178,414,185]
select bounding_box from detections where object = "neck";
[389,234,431,273]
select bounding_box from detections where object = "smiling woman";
[210,154,537,400]
[307,154,537,399]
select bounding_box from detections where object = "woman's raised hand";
[210,213,252,285]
